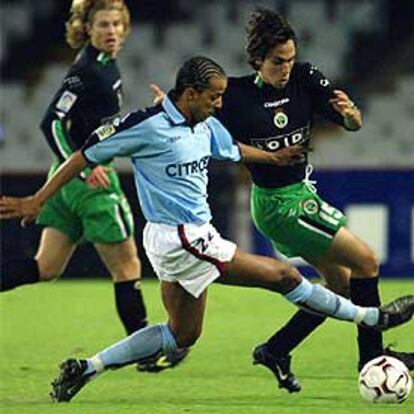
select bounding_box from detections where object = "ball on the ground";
[358,355,412,403]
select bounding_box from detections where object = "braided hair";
[174,56,227,97]
[66,0,131,50]
[246,8,296,70]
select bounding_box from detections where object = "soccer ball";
[358,356,412,403]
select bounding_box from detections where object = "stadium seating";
[1,0,413,170]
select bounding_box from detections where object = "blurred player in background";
[0,0,188,372]
[215,8,414,392]
[1,56,413,403]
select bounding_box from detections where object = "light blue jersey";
[83,94,241,225]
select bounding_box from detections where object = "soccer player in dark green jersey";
[215,9,414,392]
[0,0,187,371]
[1,56,412,403]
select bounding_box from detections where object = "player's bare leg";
[134,281,199,373]
[252,262,350,393]
[161,281,207,348]
[51,280,205,402]
[219,248,414,392]
[218,247,413,329]
[1,227,75,291]
[95,238,148,333]
[219,249,301,292]
[96,239,190,371]
[315,227,378,277]
[216,251,304,393]
[315,228,414,370]
[50,246,413,402]
[260,227,414,388]
[36,228,77,280]
[95,238,142,284]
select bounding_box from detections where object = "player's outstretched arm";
[0,151,88,226]
[239,143,306,166]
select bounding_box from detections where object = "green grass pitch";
[1,279,413,414]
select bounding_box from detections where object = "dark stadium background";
[1,0,413,278]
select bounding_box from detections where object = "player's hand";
[329,90,358,117]
[149,83,166,105]
[86,166,111,189]
[268,145,307,166]
[0,195,41,227]
[330,89,362,130]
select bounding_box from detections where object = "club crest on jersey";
[302,199,319,215]
[274,110,288,129]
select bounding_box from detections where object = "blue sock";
[284,278,379,326]
[85,323,177,375]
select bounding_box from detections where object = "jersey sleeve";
[81,110,154,165]
[39,74,85,162]
[301,63,345,127]
[206,116,241,162]
[214,82,246,143]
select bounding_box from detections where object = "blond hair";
[66,0,131,50]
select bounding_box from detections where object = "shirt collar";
[254,73,265,88]
[162,91,187,125]
[85,43,113,64]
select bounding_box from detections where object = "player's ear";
[186,87,199,102]
[255,58,263,68]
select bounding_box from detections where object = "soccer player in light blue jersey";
[1,56,413,403]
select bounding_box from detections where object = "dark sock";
[350,277,383,367]
[0,259,40,291]
[114,280,148,335]
[266,309,326,357]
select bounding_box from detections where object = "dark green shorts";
[37,162,134,244]
[251,182,347,259]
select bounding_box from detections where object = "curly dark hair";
[246,8,296,70]
[174,56,227,97]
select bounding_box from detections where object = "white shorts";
[143,222,237,298]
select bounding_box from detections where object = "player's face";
[88,10,125,57]
[190,76,228,123]
[259,39,296,89]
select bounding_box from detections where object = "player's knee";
[38,262,62,281]
[355,250,379,278]
[174,327,202,348]
[111,257,142,282]
[272,262,302,294]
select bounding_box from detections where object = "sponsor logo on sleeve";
[96,124,116,141]
[55,90,78,113]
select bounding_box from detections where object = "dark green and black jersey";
[40,44,122,168]
[216,62,348,188]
